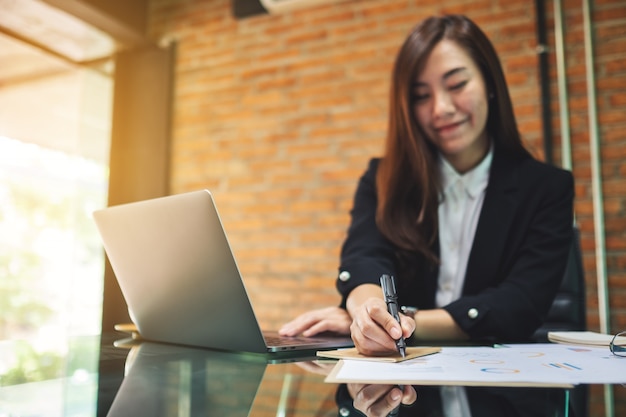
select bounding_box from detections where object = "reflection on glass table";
[101,338,339,417]
[300,356,579,417]
[2,334,625,416]
[103,339,580,417]
[106,341,266,416]
[335,383,571,417]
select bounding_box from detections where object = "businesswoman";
[280,14,574,356]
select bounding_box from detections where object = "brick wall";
[148,0,625,415]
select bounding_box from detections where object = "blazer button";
[467,308,479,319]
[338,271,351,282]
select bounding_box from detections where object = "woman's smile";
[434,119,467,136]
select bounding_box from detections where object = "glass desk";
[1,332,623,416]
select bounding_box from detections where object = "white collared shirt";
[435,147,493,417]
[435,145,493,308]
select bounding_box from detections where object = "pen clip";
[380,274,407,358]
[380,274,397,303]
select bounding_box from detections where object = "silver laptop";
[93,190,353,354]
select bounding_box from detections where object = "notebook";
[548,331,626,347]
[93,190,353,354]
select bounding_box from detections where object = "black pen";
[380,274,406,358]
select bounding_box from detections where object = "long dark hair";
[376,14,531,263]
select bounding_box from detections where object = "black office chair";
[532,226,586,342]
[532,226,588,417]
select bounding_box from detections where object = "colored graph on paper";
[327,343,626,386]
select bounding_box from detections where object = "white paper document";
[325,343,626,387]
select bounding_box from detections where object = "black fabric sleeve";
[335,158,397,308]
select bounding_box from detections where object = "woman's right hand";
[349,296,415,356]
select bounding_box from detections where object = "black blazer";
[336,147,574,342]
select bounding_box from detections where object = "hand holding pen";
[380,274,407,358]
